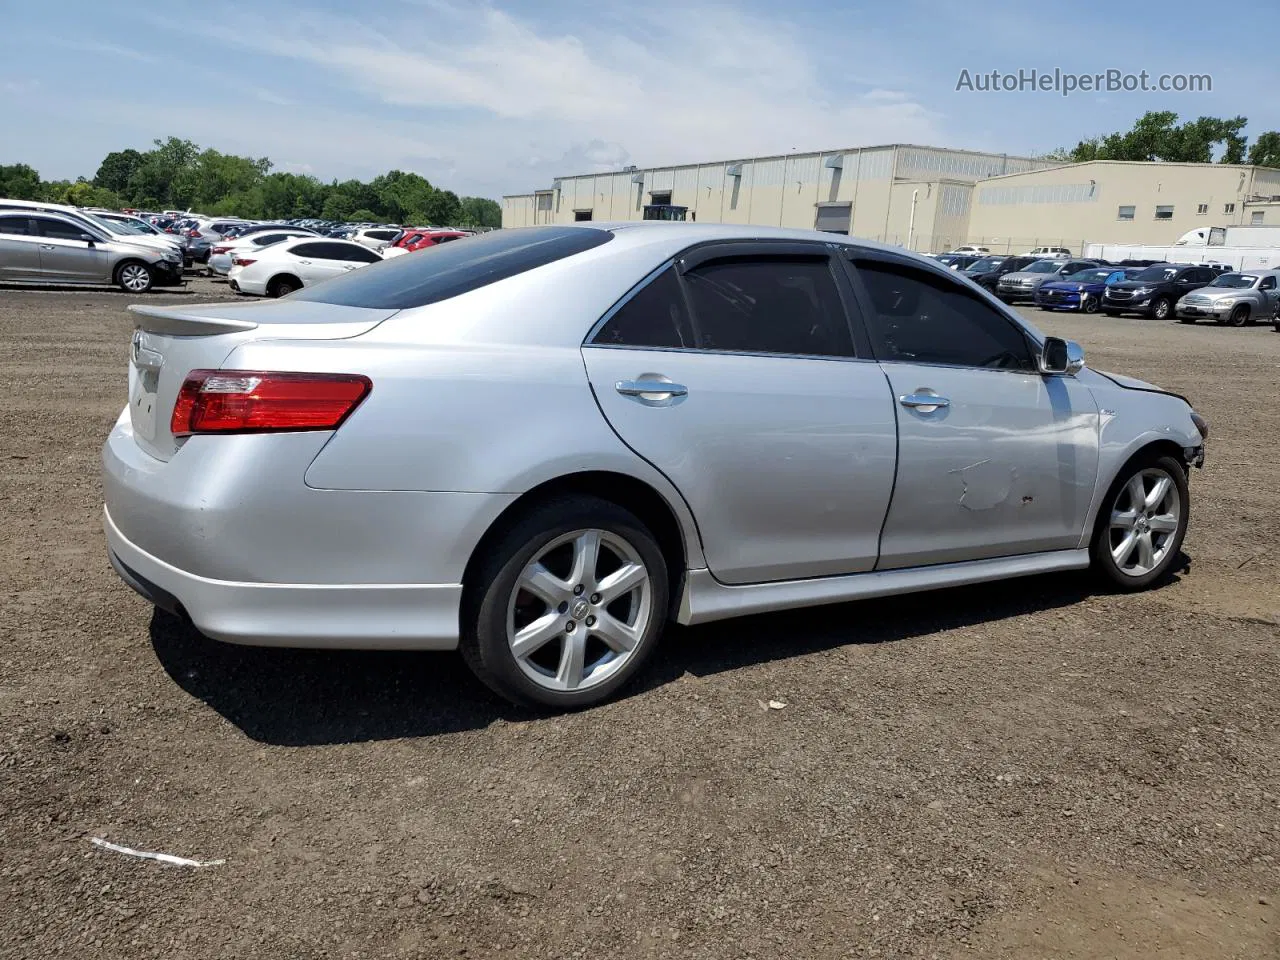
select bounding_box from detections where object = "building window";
[1117,205,1135,221]
[1154,205,1174,220]
[1252,211,1266,225]
[574,210,593,222]
[1224,202,1236,214]
[649,191,672,206]
[1196,203,1208,215]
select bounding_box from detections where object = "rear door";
[32,217,108,282]
[288,241,355,285]
[848,252,1099,569]
[582,242,898,585]
[0,215,42,281]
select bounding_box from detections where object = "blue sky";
[2,0,1276,199]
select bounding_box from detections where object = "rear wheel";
[115,261,153,294]
[461,497,669,709]
[1228,304,1250,327]
[267,275,300,298]
[1090,453,1189,591]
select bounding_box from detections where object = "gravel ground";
[2,278,1278,959]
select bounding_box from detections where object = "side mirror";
[1039,337,1085,376]
[79,233,96,245]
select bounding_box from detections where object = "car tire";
[115,261,154,294]
[267,275,300,298]
[1227,304,1250,327]
[1090,452,1189,592]
[461,496,670,710]
[1082,295,1100,314]
[1150,297,1172,321]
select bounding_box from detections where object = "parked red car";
[392,229,470,253]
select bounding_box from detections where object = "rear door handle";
[899,393,950,411]
[40,244,56,251]
[615,379,688,405]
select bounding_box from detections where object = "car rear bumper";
[102,410,518,650]
[106,507,463,649]
[208,253,233,275]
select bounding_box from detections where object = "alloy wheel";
[120,264,151,292]
[506,528,653,693]
[1108,467,1181,577]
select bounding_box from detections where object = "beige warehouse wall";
[968,161,1259,246]
[501,195,535,228]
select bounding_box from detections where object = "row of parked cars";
[931,251,1279,328]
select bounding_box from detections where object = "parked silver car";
[997,258,1100,302]
[0,210,184,291]
[1176,269,1280,326]
[102,224,1207,708]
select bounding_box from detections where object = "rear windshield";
[291,226,614,309]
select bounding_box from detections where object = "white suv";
[1028,246,1072,258]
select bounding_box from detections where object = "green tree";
[1248,131,1280,168]
[320,191,356,221]
[58,179,123,208]
[347,208,381,222]
[0,162,42,199]
[93,149,144,196]
[1071,111,1249,163]
[459,196,501,228]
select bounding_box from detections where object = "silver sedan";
[103,224,1208,708]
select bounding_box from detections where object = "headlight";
[1132,286,1152,296]
[1190,410,1209,441]
[1215,297,1237,306]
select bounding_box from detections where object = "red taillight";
[231,256,256,267]
[170,370,372,437]
[212,245,232,255]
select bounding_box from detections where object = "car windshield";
[1024,260,1059,274]
[1135,266,1179,281]
[1066,268,1112,282]
[966,256,1006,272]
[101,217,150,235]
[1207,273,1257,288]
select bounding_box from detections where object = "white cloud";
[154,2,943,196]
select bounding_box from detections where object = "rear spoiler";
[128,303,259,336]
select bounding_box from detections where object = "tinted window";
[251,233,292,246]
[592,268,692,349]
[683,256,853,357]
[291,226,614,309]
[1260,275,1277,290]
[367,230,398,241]
[35,218,93,241]
[1135,266,1178,282]
[289,242,328,258]
[337,244,381,263]
[0,216,30,236]
[854,260,1032,370]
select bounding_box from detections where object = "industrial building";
[503,146,1280,256]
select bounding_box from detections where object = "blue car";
[1035,267,1146,312]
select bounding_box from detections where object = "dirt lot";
[2,278,1278,960]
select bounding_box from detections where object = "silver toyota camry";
[103,223,1208,708]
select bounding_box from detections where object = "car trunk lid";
[126,299,397,461]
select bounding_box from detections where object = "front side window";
[289,242,327,258]
[683,256,854,358]
[1260,276,1277,291]
[337,244,381,263]
[853,260,1032,371]
[35,217,93,242]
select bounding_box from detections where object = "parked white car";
[209,229,318,276]
[949,245,990,255]
[228,237,382,297]
[1027,246,1072,258]
[350,226,402,251]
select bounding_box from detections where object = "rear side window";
[592,268,692,349]
[0,216,30,235]
[683,256,854,357]
[291,226,614,309]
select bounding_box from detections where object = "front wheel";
[1090,453,1189,591]
[1227,304,1250,327]
[461,496,669,709]
[1082,295,1099,314]
[115,262,154,294]
[1150,297,1172,321]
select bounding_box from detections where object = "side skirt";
[677,550,1090,626]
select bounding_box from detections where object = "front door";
[848,253,1100,570]
[32,216,107,282]
[582,246,898,584]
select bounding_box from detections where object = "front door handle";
[40,244,56,251]
[615,378,688,405]
[899,393,950,412]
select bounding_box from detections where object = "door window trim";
[585,239,874,361]
[840,247,1042,373]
